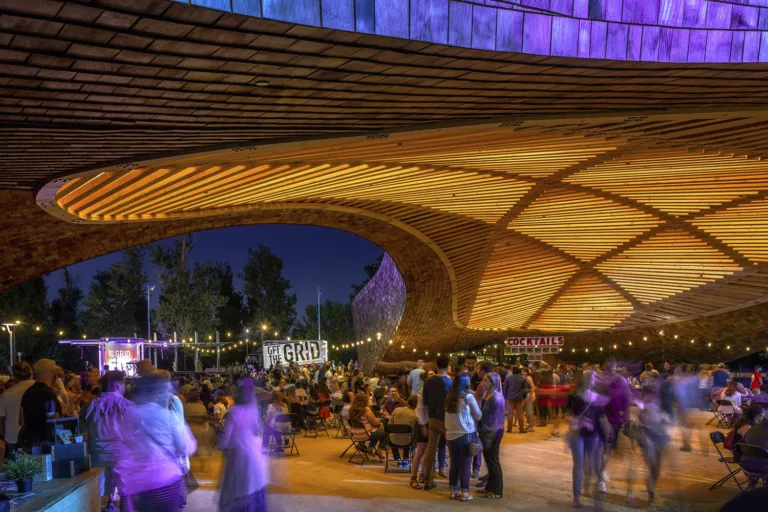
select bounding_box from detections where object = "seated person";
[730,404,765,456]
[381,386,406,421]
[718,381,744,422]
[265,390,290,452]
[389,394,418,466]
[742,405,768,484]
[373,379,388,404]
[348,394,386,458]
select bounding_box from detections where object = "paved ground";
[186,411,740,511]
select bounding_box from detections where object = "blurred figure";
[477,372,504,499]
[218,378,269,512]
[673,365,699,452]
[212,390,229,423]
[521,367,537,433]
[265,390,289,453]
[184,389,213,474]
[568,371,610,508]
[718,381,744,423]
[751,366,764,395]
[636,386,670,506]
[0,361,34,458]
[444,371,482,501]
[115,373,196,512]
[80,371,131,512]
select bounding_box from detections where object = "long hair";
[348,393,368,421]
[445,371,470,414]
[725,381,738,397]
[734,404,764,431]
[483,372,501,398]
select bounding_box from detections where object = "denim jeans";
[447,434,473,492]
[569,434,604,498]
[480,429,503,495]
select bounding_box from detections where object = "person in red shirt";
[751,366,764,395]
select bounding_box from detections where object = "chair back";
[734,443,768,478]
[385,423,413,448]
[349,418,371,442]
[709,430,729,459]
[734,443,768,460]
[274,413,297,433]
[717,399,736,414]
[320,400,332,408]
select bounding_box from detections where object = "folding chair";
[734,443,768,489]
[347,419,384,465]
[384,423,414,473]
[329,403,343,430]
[304,403,329,438]
[709,431,744,491]
[706,400,729,428]
[335,412,351,439]
[319,400,333,427]
[268,413,300,457]
[717,400,739,427]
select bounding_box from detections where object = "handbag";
[468,433,483,456]
[723,428,737,451]
[141,424,200,494]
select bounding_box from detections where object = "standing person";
[751,366,764,395]
[711,363,730,400]
[410,370,433,489]
[521,367,537,433]
[636,386,670,506]
[80,371,132,512]
[503,367,527,433]
[19,358,62,447]
[569,372,610,508]
[408,360,426,396]
[0,361,34,458]
[422,355,453,490]
[477,372,504,499]
[218,378,269,512]
[115,374,196,512]
[471,361,493,478]
[444,371,482,501]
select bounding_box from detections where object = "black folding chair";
[346,419,383,465]
[709,431,744,491]
[734,443,768,489]
[716,400,740,427]
[304,403,329,438]
[384,423,413,473]
[269,413,300,457]
[329,403,343,430]
[706,400,729,428]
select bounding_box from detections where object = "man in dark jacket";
[503,367,527,433]
[421,355,452,489]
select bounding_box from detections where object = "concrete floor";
[186,412,740,512]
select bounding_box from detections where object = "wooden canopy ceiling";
[4,0,768,361]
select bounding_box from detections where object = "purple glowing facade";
[178,0,768,62]
[351,254,406,372]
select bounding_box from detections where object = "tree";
[50,269,83,338]
[240,244,297,336]
[150,235,226,341]
[350,252,384,299]
[213,262,246,338]
[293,299,354,343]
[0,277,58,365]
[81,248,148,338]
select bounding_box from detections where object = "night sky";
[45,225,384,316]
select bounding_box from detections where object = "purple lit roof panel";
[449,2,473,47]
[496,9,524,51]
[262,0,320,26]
[573,0,588,19]
[744,31,761,61]
[375,0,409,38]
[590,20,607,58]
[321,0,355,31]
[641,25,661,61]
[706,30,733,62]
[355,0,375,34]
[587,0,605,20]
[659,0,683,27]
[606,22,628,60]
[605,0,622,22]
[669,28,690,62]
[731,31,746,62]
[551,16,579,56]
[472,4,497,50]
[523,12,553,55]
[759,31,768,61]
[192,0,232,10]
[683,0,707,28]
[732,5,759,29]
[688,30,707,61]
[759,8,768,29]
[706,2,732,29]
[578,19,590,58]
[627,24,642,60]
[658,27,674,62]
[410,0,450,44]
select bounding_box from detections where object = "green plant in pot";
[2,454,41,493]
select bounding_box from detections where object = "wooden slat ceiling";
[39,115,768,333]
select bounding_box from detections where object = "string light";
[388,340,393,345]
[628,341,633,346]
[35,326,40,331]
[708,342,712,347]
[613,344,617,349]
[690,339,695,344]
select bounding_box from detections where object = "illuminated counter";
[12,468,102,512]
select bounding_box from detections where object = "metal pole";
[173,332,178,372]
[317,286,321,341]
[153,331,158,368]
[9,327,14,366]
[194,331,199,372]
[216,331,220,371]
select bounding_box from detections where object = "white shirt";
[0,380,34,443]
[214,402,228,421]
[445,394,482,441]
[369,377,380,389]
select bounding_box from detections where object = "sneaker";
[597,481,607,494]
[450,489,461,500]
[460,492,473,502]
[471,471,480,479]
[680,445,692,452]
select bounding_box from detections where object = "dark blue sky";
[45,225,383,318]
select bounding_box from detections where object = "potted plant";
[2,454,41,493]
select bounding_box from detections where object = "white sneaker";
[597,481,607,494]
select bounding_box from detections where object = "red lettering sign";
[506,336,565,347]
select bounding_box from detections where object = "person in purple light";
[218,377,269,512]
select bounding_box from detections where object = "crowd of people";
[0,355,764,510]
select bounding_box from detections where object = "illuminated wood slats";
[565,150,768,215]
[596,230,743,304]
[468,236,579,329]
[692,198,768,262]
[507,187,660,261]
[528,273,634,331]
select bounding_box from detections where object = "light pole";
[2,320,20,366]
[145,285,155,361]
[261,324,267,346]
[659,329,665,364]
[317,286,321,341]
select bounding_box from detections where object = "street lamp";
[659,330,665,363]
[1,321,19,365]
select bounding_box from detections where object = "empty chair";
[709,431,744,491]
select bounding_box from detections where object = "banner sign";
[506,336,565,347]
[263,340,327,368]
[105,342,140,375]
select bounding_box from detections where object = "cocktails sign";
[506,336,565,347]
[263,340,328,368]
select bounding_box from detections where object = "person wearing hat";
[19,358,62,447]
[751,366,764,395]
[711,363,730,402]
